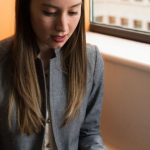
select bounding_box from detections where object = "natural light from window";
[91,0,150,33]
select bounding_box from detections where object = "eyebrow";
[42,2,82,9]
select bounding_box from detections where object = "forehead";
[31,0,82,8]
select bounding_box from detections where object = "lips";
[51,35,66,42]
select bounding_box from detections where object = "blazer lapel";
[49,50,67,149]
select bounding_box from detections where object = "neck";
[40,48,55,71]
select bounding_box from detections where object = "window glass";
[90,0,150,43]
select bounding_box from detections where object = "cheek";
[32,18,53,39]
[70,17,80,32]
[35,18,51,32]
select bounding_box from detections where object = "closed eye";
[42,10,58,16]
[68,12,78,16]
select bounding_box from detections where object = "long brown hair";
[8,0,87,134]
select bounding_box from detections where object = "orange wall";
[0,0,15,40]
[84,0,90,31]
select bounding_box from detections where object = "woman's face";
[30,0,82,50]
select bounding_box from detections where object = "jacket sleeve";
[79,45,105,150]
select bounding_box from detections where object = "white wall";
[101,56,150,150]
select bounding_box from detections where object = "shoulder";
[0,37,13,74]
[0,37,13,61]
[86,43,104,87]
[86,43,104,74]
[86,43,100,55]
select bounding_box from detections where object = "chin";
[51,43,65,49]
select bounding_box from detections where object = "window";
[90,0,150,43]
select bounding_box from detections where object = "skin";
[30,0,82,53]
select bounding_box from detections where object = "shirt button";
[47,118,51,123]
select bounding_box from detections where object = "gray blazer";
[0,38,105,150]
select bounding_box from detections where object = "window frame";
[90,0,150,44]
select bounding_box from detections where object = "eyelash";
[68,12,78,16]
[42,10,78,16]
[42,10,57,16]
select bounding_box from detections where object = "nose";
[55,13,68,32]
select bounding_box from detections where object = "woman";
[0,0,105,149]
